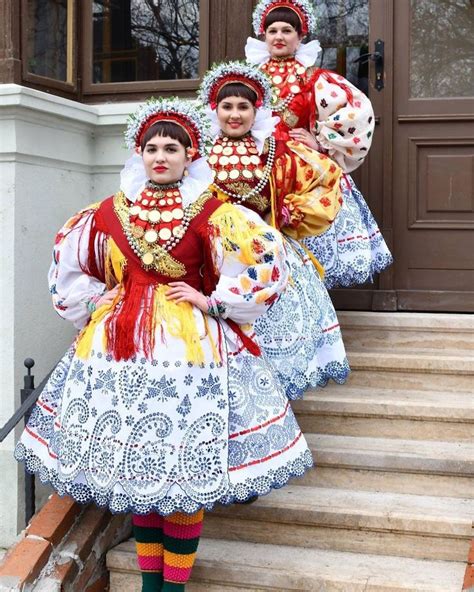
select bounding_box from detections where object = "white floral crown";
[125,97,211,159]
[252,0,317,37]
[198,61,273,110]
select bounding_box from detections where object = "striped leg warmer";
[133,513,164,591]
[162,508,204,591]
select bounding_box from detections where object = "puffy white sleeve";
[206,204,289,325]
[48,208,107,330]
[313,73,375,173]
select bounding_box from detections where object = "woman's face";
[265,21,301,58]
[142,134,191,185]
[216,96,256,138]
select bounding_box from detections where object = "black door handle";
[353,39,384,91]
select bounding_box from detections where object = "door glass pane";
[308,0,369,95]
[27,0,71,82]
[93,0,200,84]
[410,0,474,98]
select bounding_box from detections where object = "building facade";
[0,0,473,546]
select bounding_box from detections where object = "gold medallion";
[290,84,301,94]
[142,252,154,266]
[148,210,161,223]
[251,155,261,165]
[236,145,247,155]
[242,169,253,179]
[138,210,149,221]
[153,192,161,198]
[229,169,240,180]
[213,145,223,154]
[209,155,218,165]
[248,147,258,155]
[173,225,184,237]
[217,170,228,181]
[176,197,182,203]
[223,147,233,156]
[273,75,283,84]
[150,200,156,206]
[161,210,173,223]
[142,199,149,206]
[172,208,183,220]
[229,155,239,165]
[159,199,166,206]
[255,168,264,179]
[129,205,141,216]
[288,74,296,83]
[297,66,305,75]
[159,227,172,241]
[219,156,229,166]
[166,198,174,205]
[132,225,145,238]
[144,229,158,243]
[146,191,153,197]
[240,155,251,166]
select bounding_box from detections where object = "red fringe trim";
[104,271,156,361]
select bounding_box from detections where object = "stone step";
[347,350,474,375]
[294,387,474,440]
[338,311,474,352]
[107,538,467,592]
[342,369,473,392]
[299,434,474,497]
[203,486,473,561]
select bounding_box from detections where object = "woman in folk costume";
[245,0,393,288]
[198,61,350,400]
[15,98,313,591]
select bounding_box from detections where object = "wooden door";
[390,0,474,311]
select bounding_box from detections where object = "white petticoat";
[254,237,350,400]
[303,175,393,288]
[15,309,312,515]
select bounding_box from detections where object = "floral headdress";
[198,61,273,110]
[125,97,211,160]
[252,0,317,37]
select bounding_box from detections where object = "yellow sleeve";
[277,141,342,240]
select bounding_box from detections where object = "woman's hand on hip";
[96,285,120,308]
[167,282,208,312]
[288,128,319,150]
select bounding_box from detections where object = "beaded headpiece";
[125,97,211,160]
[199,61,273,111]
[252,0,317,37]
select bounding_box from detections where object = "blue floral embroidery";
[145,376,178,402]
[93,368,117,395]
[197,374,223,400]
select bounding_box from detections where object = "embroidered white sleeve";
[209,205,289,325]
[48,210,106,330]
[313,74,375,173]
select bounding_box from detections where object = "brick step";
[294,387,474,440]
[107,538,466,592]
[299,434,474,497]
[338,311,474,352]
[203,485,473,561]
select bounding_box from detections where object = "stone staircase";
[107,312,474,591]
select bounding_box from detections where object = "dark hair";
[216,82,258,106]
[140,121,191,151]
[264,7,302,34]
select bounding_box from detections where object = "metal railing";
[0,359,53,523]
